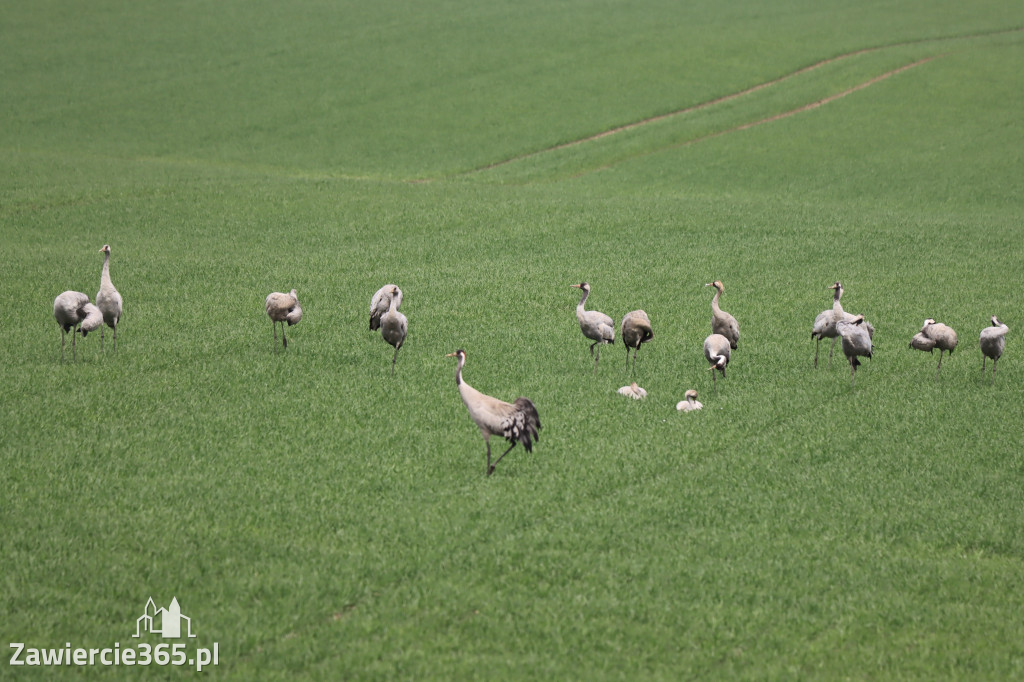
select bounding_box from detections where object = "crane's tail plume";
[503,398,542,452]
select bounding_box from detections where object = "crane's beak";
[570,284,581,288]
[445,352,457,358]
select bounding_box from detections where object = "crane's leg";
[282,324,288,349]
[72,325,78,361]
[850,360,856,388]
[272,321,278,348]
[100,326,105,351]
[828,338,837,367]
[593,343,601,373]
[113,321,117,351]
[936,349,944,376]
[589,341,596,358]
[484,437,491,476]
[712,368,717,393]
[489,442,518,476]
[625,345,630,369]
[983,356,986,372]
[631,348,638,373]
[814,338,820,368]
[61,329,66,362]
[391,347,400,375]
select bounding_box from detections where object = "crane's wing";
[502,398,541,452]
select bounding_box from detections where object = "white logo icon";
[133,597,196,639]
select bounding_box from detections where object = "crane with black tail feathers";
[620,310,653,372]
[446,349,541,476]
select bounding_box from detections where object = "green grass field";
[2,1,1023,679]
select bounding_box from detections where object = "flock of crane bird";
[52,247,1011,476]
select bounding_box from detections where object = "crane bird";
[369,284,398,331]
[265,288,301,349]
[836,314,873,387]
[620,310,653,372]
[53,291,91,361]
[617,382,647,399]
[380,285,407,375]
[96,244,123,351]
[446,349,541,476]
[705,280,739,349]
[979,316,1009,379]
[80,303,103,337]
[912,318,958,375]
[810,281,875,368]
[704,333,731,392]
[676,389,703,412]
[571,282,614,372]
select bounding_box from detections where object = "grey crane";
[836,314,873,387]
[704,333,731,392]
[811,281,874,367]
[620,309,653,372]
[96,244,123,351]
[705,280,739,349]
[676,389,703,412]
[380,285,408,375]
[53,291,91,361]
[913,318,958,375]
[369,284,398,331]
[571,282,615,372]
[446,349,541,476]
[979,316,1008,379]
[265,288,301,349]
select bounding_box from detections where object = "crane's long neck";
[389,291,402,313]
[711,287,723,315]
[101,251,112,287]
[832,287,844,315]
[455,355,465,386]
[576,288,590,321]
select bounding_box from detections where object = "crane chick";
[705,280,739,350]
[266,288,301,349]
[676,389,703,412]
[620,310,653,372]
[617,382,647,399]
[979,316,1009,378]
[571,282,614,372]
[446,349,541,476]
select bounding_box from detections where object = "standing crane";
[620,310,653,372]
[571,282,614,372]
[446,349,541,476]
[53,291,91,361]
[836,314,873,387]
[705,280,739,349]
[979,316,1009,379]
[96,244,123,351]
[369,284,398,331]
[704,333,731,392]
[912,318,958,375]
[811,281,874,367]
[380,285,408,375]
[265,288,301,349]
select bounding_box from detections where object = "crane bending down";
[837,314,873,387]
[96,244,123,351]
[369,284,398,331]
[266,288,301,349]
[704,333,731,392]
[617,382,647,399]
[53,291,91,361]
[620,310,653,372]
[571,282,614,372]
[979,316,1009,379]
[380,285,407,375]
[811,282,875,368]
[446,349,541,476]
[706,281,739,349]
[912,318,957,376]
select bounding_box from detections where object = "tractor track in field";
[458,26,1022,179]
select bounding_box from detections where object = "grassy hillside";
[1,1,1022,679]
